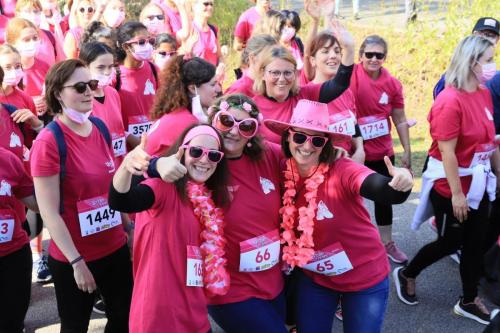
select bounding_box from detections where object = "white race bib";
[128,115,153,136]
[302,242,353,276]
[186,245,203,287]
[112,133,126,157]
[328,111,356,136]
[358,115,389,140]
[77,195,122,237]
[0,211,15,244]
[470,143,496,168]
[239,229,280,272]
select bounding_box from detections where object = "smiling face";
[184,134,221,183]
[57,67,94,113]
[263,58,296,101]
[311,39,342,79]
[217,107,251,158]
[196,76,222,108]
[360,43,386,75]
[287,127,326,174]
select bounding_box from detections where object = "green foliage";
[211,0,252,45]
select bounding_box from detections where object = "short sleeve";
[391,78,405,109]
[30,129,60,177]
[428,91,461,141]
[7,153,34,199]
[336,158,375,196]
[298,83,321,101]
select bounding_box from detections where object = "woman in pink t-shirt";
[30,59,132,332]
[395,35,498,324]
[100,0,125,29]
[146,55,220,156]
[0,147,38,333]
[233,0,270,51]
[140,2,169,36]
[63,0,94,58]
[264,99,413,333]
[40,0,69,37]
[109,124,230,333]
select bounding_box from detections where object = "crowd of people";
[0,0,498,332]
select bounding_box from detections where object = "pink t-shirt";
[0,0,16,18]
[428,86,495,198]
[145,107,198,156]
[0,105,25,160]
[294,158,388,291]
[350,64,404,161]
[0,147,32,257]
[225,74,254,98]
[192,23,218,66]
[92,87,126,165]
[326,88,357,152]
[23,58,50,97]
[30,119,127,262]
[130,179,210,333]
[164,6,182,35]
[38,29,58,66]
[208,142,284,305]
[253,84,322,143]
[233,7,261,45]
[118,62,158,131]
[0,15,9,44]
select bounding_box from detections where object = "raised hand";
[384,156,413,192]
[123,134,151,176]
[304,0,321,21]
[329,19,355,50]
[156,147,188,183]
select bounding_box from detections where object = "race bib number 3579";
[128,115,153,136]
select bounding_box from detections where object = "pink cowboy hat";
[263,99,351,143]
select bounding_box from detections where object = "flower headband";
[208,100,264,123]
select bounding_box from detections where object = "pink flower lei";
[186,181,230,296]
[280,159,329,268]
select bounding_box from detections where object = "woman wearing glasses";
[140,2,168,36]
[252,22,354,144]
[263,99,413,333]
[148,94,288,332]
[30,59,132,332]
[350,35,411,264]
[101,0,125,29]
[109,124,230,333]
[63,0,95,58]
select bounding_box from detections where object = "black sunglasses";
[62,80,99,94]
[127,37,156,46]
[203,2,214,6]
[181,145,224,163]
[79,6,94,13]
[147,14,165,20]
[289,130,328,148]
[364,52,385,60]
[158,51,177,57]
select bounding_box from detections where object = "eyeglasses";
[266,69,295,80]
[79,6,94,13]
[364,52,385,60]
[213,111,258,138]
[181,145,224,163]
[203,2,214,7]
[147,14,165,20]
[62,80,99,93]
[158,51,177,57]
[126,37,156,46]
[289,130,328,148]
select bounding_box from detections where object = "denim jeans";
[295,269,389,333]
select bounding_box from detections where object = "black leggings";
[0,244,32,333]
[364,156,395,227]
[405,189,490,302]
[48,245,133,333]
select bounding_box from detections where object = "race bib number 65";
[302,242,353,276]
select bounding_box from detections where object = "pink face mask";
[145,18,164,35]
[478,62,497,84]
[3,68,24,86]
[63,106,92,124]
[104,9,125,28]
[132,43,154,61]
[280,27,296,42]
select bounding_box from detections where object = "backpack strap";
[208,23,218,38]
[89,116,112,147]
[295,37,304,57]
[2,103,26,137]
[147,61,158,87]
[46,121,67,214]
[43,29,57,58]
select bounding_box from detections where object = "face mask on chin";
[62,105,92,124]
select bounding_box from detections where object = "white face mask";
[21,13,42,27]
[192,86,208,123]
[63,105,92,124]
[132,43,154,61]
[145,18,164,35]
[17,40,40,58]
[104,9,125,28]
[3,68,24,86]
[280,27,296,42]
[93,68,115,88]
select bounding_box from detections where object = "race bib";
[0,211,15,244]
[128,115,153,136]
[470,143,496,168]
[328,111,356,136]
[239,229,280,272]
[186,245,203,287]
[302,242,353,276]
[112,132,126,157]
[358,115,390,140]
[77,195,122,237]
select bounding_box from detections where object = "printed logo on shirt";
[379,92,389,105]
[260,177,275,194]
[227,185,240,201]
[9,132,21,148]
[0,180,12,197]
[485,107,494,121]
[105,156,116,174]
[144,79,156,96]
[316,200,333,221]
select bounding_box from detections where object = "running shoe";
[453,297,490,325]
[36,255,52,283]
[385,241,408,264]
[393,266,418,305]
[335,301,343,321]
[93,298,106,315]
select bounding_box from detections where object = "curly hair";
[208,94,265,161]
[150,55,215,120]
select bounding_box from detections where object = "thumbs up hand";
[156,146,188,183]
[384,156,413,192]
[123,134,151,176]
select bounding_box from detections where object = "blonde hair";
[139,3,165,22]
[240,34,277,66]
[253,45,299,96]
[15,0,42,12]
[0,44,21,57]
[5,18,39,45]
[251,10,284,41]
[445,35,494,90]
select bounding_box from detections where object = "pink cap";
[182,125,221,146]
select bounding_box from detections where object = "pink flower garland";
[187,181,230,297]
[280,159,329,268]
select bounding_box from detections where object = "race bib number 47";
[358,115,390,140]
[77,195,122,237]
[239,229,280,272]
[302,242,353,276]
[128,115,153,136]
